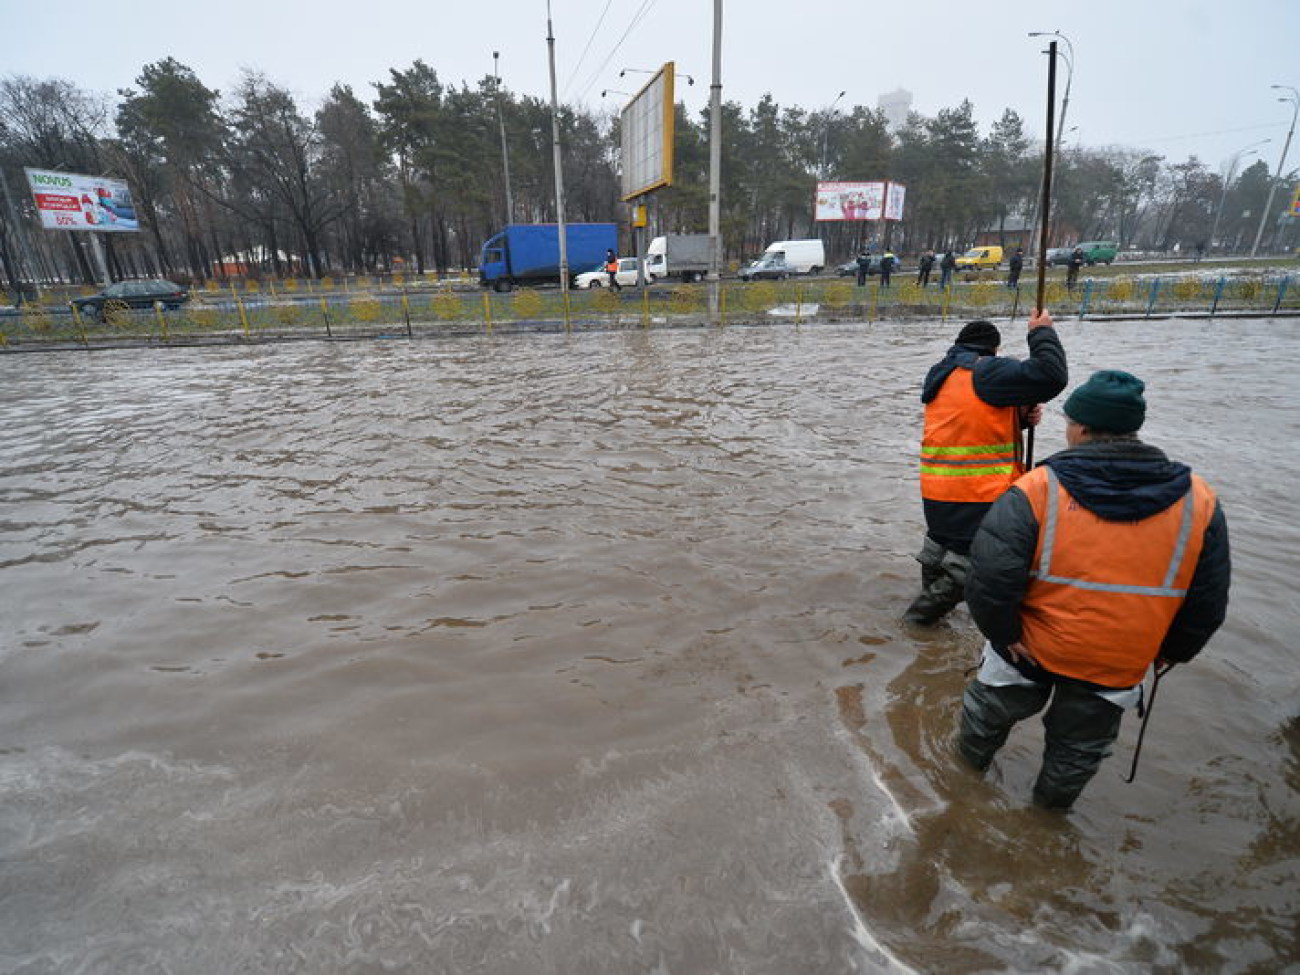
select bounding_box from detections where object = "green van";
[1077,241,1118,265]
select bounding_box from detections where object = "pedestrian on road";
[855,250,871,287]
[880,250,896,289]
[1066,247,1084,293]
[907,312,1068,625]
[605,249,622,290]
[917,250,935,287]
[957,369,1231,810]
[939,250,957,290]
[1007,247,1024,290]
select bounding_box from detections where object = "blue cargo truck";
[479,223,619,291]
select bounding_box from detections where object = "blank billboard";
[619,63,676,201]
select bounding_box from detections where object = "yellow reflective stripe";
[921,442,1016,457]
[920,464,1016,477]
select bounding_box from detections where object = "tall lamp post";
[819,90,846,178]
[1250,85,1299,257]
[492,52,515,225]
[1209,139,1269,254]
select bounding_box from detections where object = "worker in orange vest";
[605,249,622,291]
[907,312,1068,624]
[958,370,1231,810]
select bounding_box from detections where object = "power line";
[567,0,658,104]
[563,0,616,100]
[1134,120,1279,149]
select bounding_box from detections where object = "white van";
[761,239,825,274]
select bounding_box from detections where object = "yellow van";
[954,245,1004,271]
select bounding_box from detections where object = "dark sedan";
[71,279,190,320]
[835,256,907,277]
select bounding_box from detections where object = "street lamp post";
[493,52,515,224]
[1250,85,1299,257]
[819,90,846,178]
[1209,140,1269,254]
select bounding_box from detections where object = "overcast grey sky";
[5,0,1298,177]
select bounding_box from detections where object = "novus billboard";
[24,168,139,232]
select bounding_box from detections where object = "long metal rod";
[1034,41,1058,317]
[1026,41,1059,472]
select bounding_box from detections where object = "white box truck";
[739,239,826,280]
[644,234,712,283]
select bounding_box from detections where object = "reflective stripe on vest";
[919,367,1022,503]
[1018,465,1216,687]
[1036,467,1196,597]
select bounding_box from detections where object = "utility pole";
[1250,85,1299,257]
[545,1,569,302]
[707,0,723,322]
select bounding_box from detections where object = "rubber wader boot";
[904,539,969,624]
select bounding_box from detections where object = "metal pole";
[1210,142,1267,254]
[1250,87,1299,257]
[545,2,569,301]
[1026,40,1058,471]
[1035,42,1058,317]
[1029,32,1074,153]
[493,52,515,225]
[707,0,723,322]
[1028,31,1073,255]
[819,91,845,178]
[87,232,111,287]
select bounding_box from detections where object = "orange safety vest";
[919,367,1023,503]
[1017,465,1217,687]
[606,259,619,273]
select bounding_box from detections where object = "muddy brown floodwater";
[1,316,1296,974]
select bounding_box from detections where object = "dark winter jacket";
[919,326,1068,550]
[966,439,1231,684]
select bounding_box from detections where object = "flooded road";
[1,317,1296,973]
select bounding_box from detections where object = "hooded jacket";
[966,439,1231,686]
[919,326,1068,550]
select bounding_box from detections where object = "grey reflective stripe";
[1032,467,1193,598]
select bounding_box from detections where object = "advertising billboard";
[24,168,139,232]
[619,62,676,201]
[814,180,906,222]
[884,182,906,221]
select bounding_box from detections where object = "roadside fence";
[1,271,1296,351]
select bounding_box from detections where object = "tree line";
[0,58,1290,291]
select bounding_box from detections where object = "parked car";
[70,279,190,320]
[739,255,792,281]
[955,245,1004,271]
[1047,242,1117,266]
[574,257,644,289]
[834,255,908,277]
[1076,241,1118,265]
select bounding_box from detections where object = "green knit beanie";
[1064,370,1147,433]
